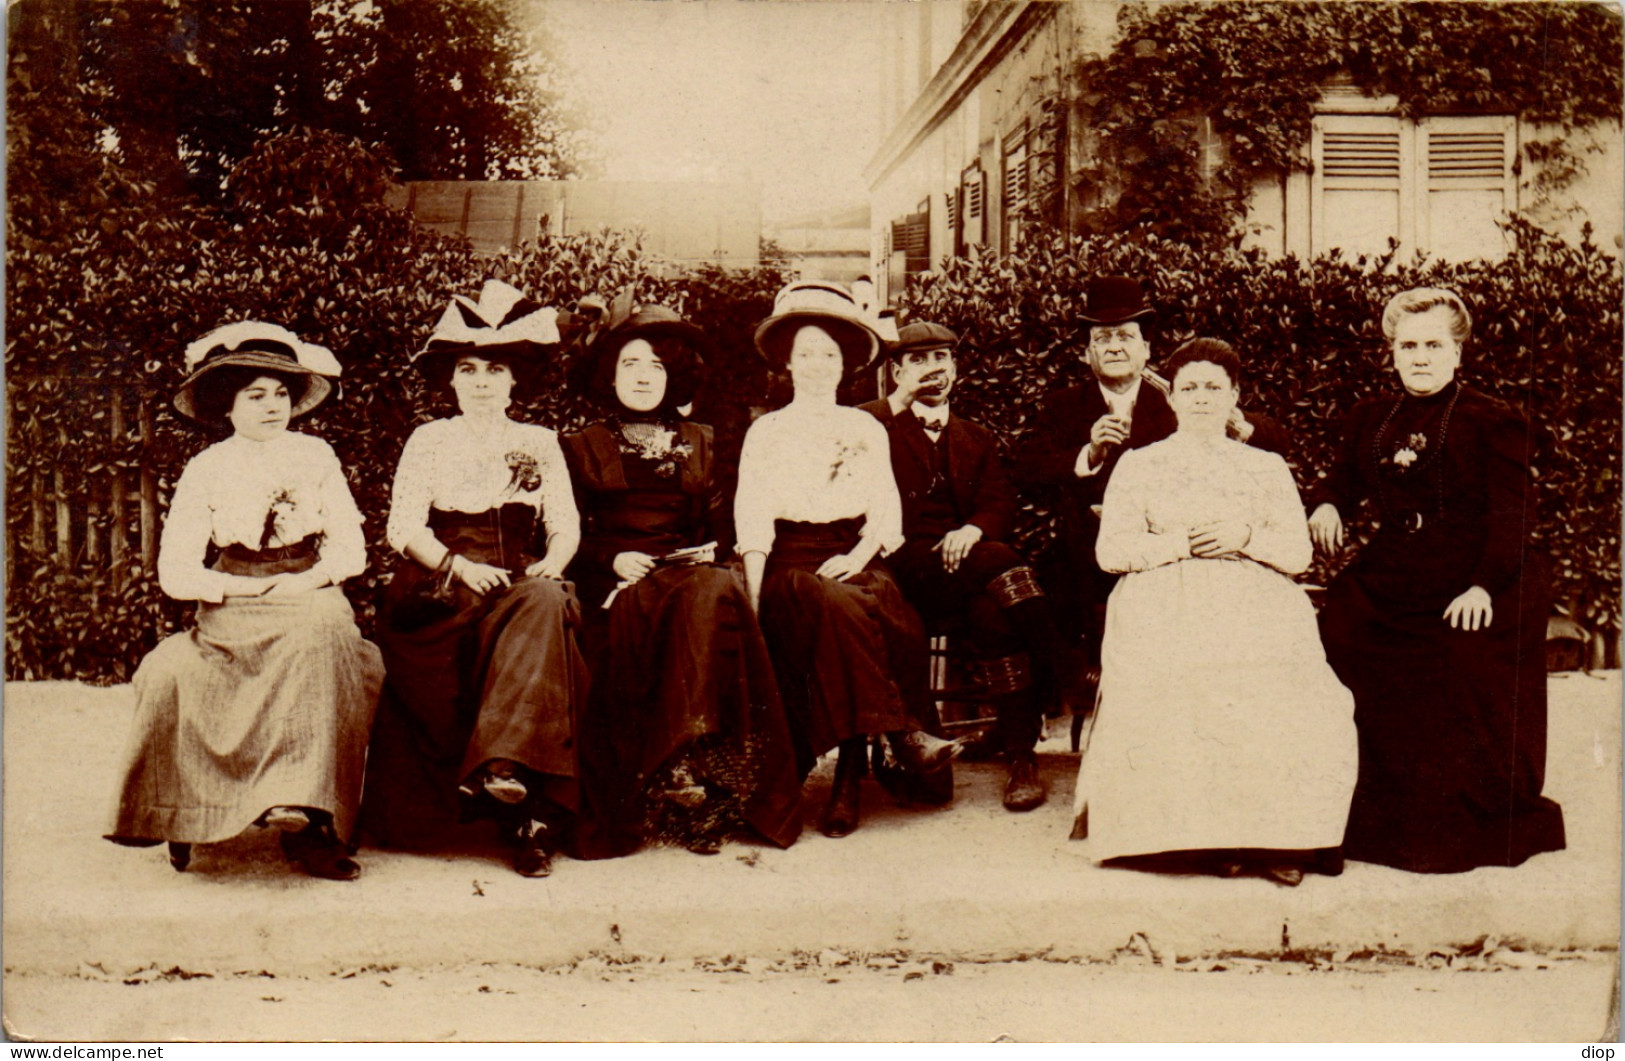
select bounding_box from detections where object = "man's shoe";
[513,819,555,878]
[1002,755,1047,812]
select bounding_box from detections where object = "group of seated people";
[105,274,1567,889]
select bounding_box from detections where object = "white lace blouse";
[733,402,903,558]
[1096,432,1312,576]
[157,431,367,603]
[385,416,580,557]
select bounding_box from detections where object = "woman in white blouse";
[1072,339,1357,886]
[739,281,960,839]
[359,281,586,879]
[106,322,382,880]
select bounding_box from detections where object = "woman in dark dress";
[1309,287,1565,873]
[562,304,800,856]
[361,280,587,878]
[737,281,961,838]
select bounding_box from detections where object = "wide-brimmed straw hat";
[1080,275,1156,328]
[173,321,342,422]
[412,279,560,379]
[582,298,710,412]
[753,281,881,374]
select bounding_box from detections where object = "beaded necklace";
[1368,383,1460,532]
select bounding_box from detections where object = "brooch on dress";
[259,488,299,549]
[617,423,693,479]
[504,451,543,495]
[1392,432,1428,470]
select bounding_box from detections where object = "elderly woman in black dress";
[1309,287,1565,873]
[561,302,800,857]
[736,281,960,838]
[107,323,381,880]
[361,281,586,878]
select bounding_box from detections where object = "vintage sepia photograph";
[3,0,1622,1044]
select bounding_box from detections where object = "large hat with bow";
[566,290,711,412]
[752,280,882,375]
[173,321,342,422]
[412,279,561,382]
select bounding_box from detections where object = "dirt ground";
[4,674,1621,1042]
[6,947,1619,1043]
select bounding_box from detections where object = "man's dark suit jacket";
[859,398,1016,543]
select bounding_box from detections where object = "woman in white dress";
[738,281,960,838]
[107,322,382,880]
[360,280,586,878]
[1072,339,1357,886]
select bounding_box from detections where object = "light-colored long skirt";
[107,587,383,846]
[1074,558,1358,862]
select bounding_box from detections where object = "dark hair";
[1164,338,1243,388]
[420,350,537,401]
[589,333,701,413]
[193,366,310,422]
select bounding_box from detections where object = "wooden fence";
[8,376,162,589]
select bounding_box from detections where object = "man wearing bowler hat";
[1014,277,1178,689]
[862,322,1064,811]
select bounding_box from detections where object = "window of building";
[888,198,932,294]
[1310,113,1516,261]
[958,162,986,253]
[999,100,1066,252]
[1002,126,1029,251]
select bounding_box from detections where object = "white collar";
[911,401,950,428]
[1097,377,1142,416]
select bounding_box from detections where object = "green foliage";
[902,222,1623,635]
[5,129,790,682]
[1074,1,1624,245]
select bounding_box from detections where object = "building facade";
[865,2,1623,303]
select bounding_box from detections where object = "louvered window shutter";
[1003,133,1028,250]
[1311,114,1410,259]
[1420,116,1514,261]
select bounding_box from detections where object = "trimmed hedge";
[7,131,1619,680]
[900,223,1623,646]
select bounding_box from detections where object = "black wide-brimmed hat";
[753,280,882,375]
[1080,275,1156,328]
[412,279,560,380]
[173,321,342,422]
[577,295,711,411]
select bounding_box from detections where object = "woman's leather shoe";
[513,819,555,877]
[167,842,191,872]
[820,739,864,838]
[280,823,361,881]
[887,730,963,773]
[1262,865,1304,888]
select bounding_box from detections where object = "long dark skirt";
[361,522,588,851]
[1323,535,1564,873]
[574,564,801,857]
[757,519,934,773]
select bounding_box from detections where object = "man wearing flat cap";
[861,322,1064,811]
[1015,276,1286,698]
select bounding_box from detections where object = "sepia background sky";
[544,0,883,224]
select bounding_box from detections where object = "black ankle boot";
[820,738,865,838]
[280,820,360,881]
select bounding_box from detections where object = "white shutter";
[1311,113,1413,258]
[1419,115,1515,261]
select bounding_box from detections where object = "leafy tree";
[6,0,587,214]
